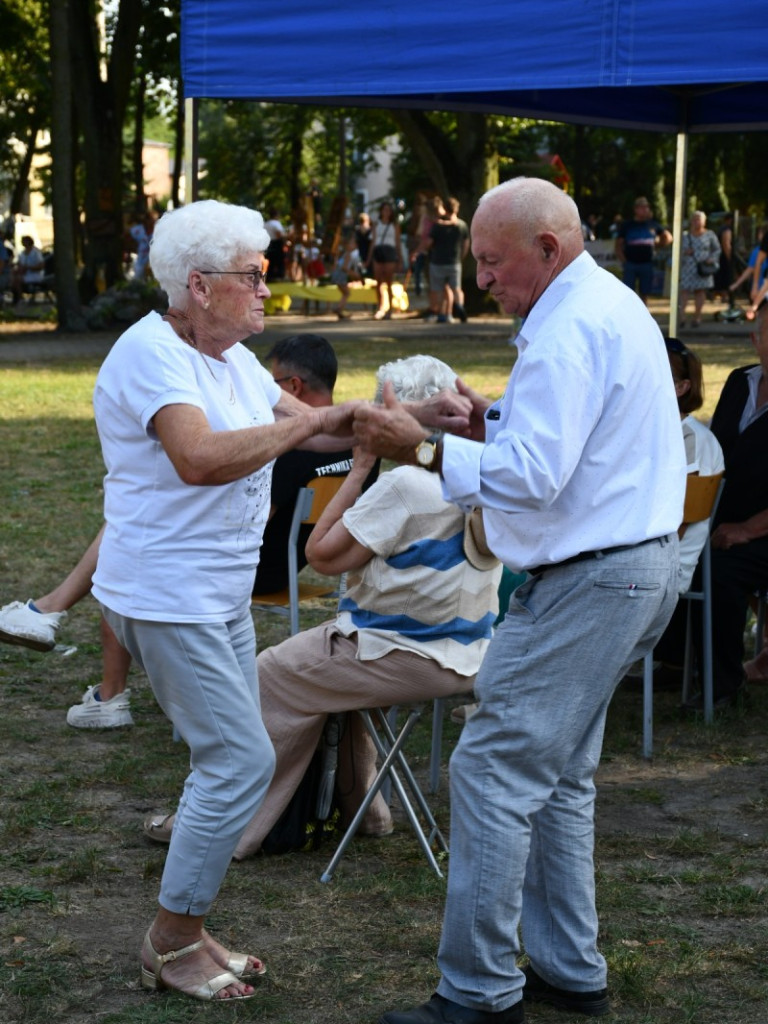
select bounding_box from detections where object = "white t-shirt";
[18,246,44,284]
[440,252,686,572]
[679,415,725,593]
[92,311,281,622]
[264,218,285,241]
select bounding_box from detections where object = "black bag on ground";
[261,714,344,855]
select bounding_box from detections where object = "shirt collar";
[515,251,597,351]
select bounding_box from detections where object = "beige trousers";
[234,620,473,859]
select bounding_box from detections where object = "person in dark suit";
[691,304,768,705]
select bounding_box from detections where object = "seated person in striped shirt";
[148,354,502,855]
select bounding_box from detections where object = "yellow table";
[264,280,408,315]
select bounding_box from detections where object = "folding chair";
[320,702,451,882]
[642,472,724,757]
[252,474,347,636]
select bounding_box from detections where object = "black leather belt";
[528,535,671,577]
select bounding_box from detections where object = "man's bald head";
[471,177,584,317]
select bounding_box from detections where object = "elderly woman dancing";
[90,200,357,1002]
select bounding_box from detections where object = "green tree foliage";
[0,0,51,213]
[197,100,395,221]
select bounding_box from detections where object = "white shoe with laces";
[0,600,67,652]
[66,684,134,729]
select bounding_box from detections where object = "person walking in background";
[355,212,373,269]
[329,234,361,319]
[408,193,432,297]
[354,177,683,1024]
[615,196,672,304]
[419,196,446,321]
[713,211,734,300]
[424,197,470,323]
[264,208,287,280]
[367,201,402,320]
[679,211,720,327]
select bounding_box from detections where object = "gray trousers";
[103,604,275,915]
[436,537,679,1012]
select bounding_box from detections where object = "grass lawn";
[0,324,766,1024]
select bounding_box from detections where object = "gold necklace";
[163,308,236,405]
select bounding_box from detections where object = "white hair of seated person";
[375,354,457,404]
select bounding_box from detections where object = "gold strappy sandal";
[201,929,266,979]
[141,930,255,1001]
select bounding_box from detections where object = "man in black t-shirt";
[425,197,470,323]
[253,334,377,594]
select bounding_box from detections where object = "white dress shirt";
[440,252,686,572]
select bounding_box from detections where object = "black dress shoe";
[522,965,610,1017]
[379,993,525,1024]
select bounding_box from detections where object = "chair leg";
[381,706,398,805]
[319,706,447,883]
[681,600,696,704]
[430,698,444,793]
[642,651,654,759]
[370,708,447,857]
[702,549,714,725]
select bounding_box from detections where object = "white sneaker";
[66,684,134,729]
[0,600,67,652]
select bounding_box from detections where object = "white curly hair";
[149,199,270,306]
[375,354,457,403]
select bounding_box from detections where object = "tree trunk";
[132,70,147,213]
[9,115,43,216]
[68,0,142,299]
[49,0,87,331]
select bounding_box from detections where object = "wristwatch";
[414,432,442,470]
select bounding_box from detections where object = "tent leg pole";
[668,130,688,338]
[184,96,200,204]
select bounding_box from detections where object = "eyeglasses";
[273,375,306,385]
[198,269,267,289]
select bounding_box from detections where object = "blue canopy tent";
[180,0,768,331]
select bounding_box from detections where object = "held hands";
[455,377,492,441]
[402,385,472,435]
[353,382,432,462]
[302,400,364,451]
[316,401,364,439]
